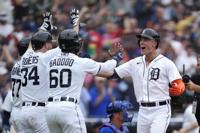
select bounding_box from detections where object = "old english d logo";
[150,68,160,80]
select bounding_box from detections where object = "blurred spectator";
[121,16,140,58]
[85,19,102,58]
[0,0,13,24]
[0,63,9,100]
[12,0,29,21]
[1,45,14,72]
[175,38,197,76]
[148,5,166,29]
[172,96,199,133]
[0,12,13,38]
[134,0,154,28]
[0,63,8,131]
[88,77,115,118]
[100,18,122,50]
[21,14,38,32]
[160,0,177,21]
[108,0,133,17]
[175,11,199,37]
[160,39,176,61]
[80,74,93,117]
[193,34,200,54]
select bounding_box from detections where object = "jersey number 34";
[21,66,40,86]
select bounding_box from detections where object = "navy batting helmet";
[31,31,52,51]
[136,28,160,49]
[107,101,133,122]
[58,29,82,54]
[17,37,30,56]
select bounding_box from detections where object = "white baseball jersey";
[48,52,116,100]
[20,47,61,102]
[10,61,21,107]
[115,54,181,102]
[46,51,116,133]
[20,48,47,102]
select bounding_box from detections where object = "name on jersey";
[11,66,20,76]
[22,56,39,65]
[50,58,74,67]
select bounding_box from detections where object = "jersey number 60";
[49,69,72,88]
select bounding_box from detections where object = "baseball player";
[46,30,123,133]
[45,9,124,133]
[19,31,52,133]
[1,37,30,133]
[99,101,133,133]
[99,28,185,133]
[18,12,58,133]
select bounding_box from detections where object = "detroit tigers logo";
[149,68,160,80]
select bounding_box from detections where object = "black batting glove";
[70,9,79,27]
[112,52,123,63]
[40,12,57,31]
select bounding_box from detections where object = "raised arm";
[70,9,80,33]
[40,12,57,32]
[27,12,57,50]
[96,42,124,79]
[2,45,14,67]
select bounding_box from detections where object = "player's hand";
[185,81,196,91]
[172,130,180,133]
[178,128,187,133]
[40,12,57,31]
[108,42,124,64]
[70,9,79,27]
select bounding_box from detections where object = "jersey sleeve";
[115,61,131,78]
[81,58,101,75]
[167,60,182,82]
[97,59,117,73]
[1,91,12,112]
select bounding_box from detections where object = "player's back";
[48,52,100,101]
[20,49,48,103]
[11,61,22,107]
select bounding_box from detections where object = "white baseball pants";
[19,106,49,133]
[46,101,86,133]
[137,104,171,133]
[10,107,24,133]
